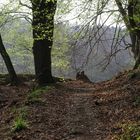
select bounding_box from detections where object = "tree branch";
[19,0,32,9]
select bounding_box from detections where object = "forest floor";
[0,69,140,140]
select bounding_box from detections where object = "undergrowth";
[12,107,28,132]
[117,122,140,140]
[133,96,140,107]
[12,117,28,132]
[27,86,53,103]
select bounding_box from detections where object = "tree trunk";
[0,34,18,85]
[115,0,140,69]
[127,0,140,69]
[133,37,140,69]
[31,0,57,85]
[33,39,54,85]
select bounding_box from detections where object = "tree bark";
[33,39,54,85]
[0,34,18,85]
[31,0,57,85]
[133,38,140,69]
[115,0,140,69]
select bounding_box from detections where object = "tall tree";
[0,1,19,85]
[31,0,57,85]
[115,0,140,69]
[0,34,18,85]
[73,0,140,69]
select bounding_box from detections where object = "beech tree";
[115,0,140,69]
[30,0,57,85]
[0,1,19,85]
[0,34,18,85]
[71,0,140,69]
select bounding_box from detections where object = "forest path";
[26,81,108,140]
[53,81,115,140]
[0,73,140,140]
[63,89,106,140]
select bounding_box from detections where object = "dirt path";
[65,91,99,139]
[0,74,140,140]
[26,83,108,140]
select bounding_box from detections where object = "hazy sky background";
[0,0,122,26]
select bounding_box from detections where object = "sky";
[0,0,123,27]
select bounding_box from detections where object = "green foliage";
[12,107,28,132]
[127,71,136,79]
[1,19,34,73]
[117,123,140,140]
[1,18,71,74]
[56,0,72,15]
[52,23,70,71]
[27,86,52,103]
[133,96,140,107]
[127,69,140,79]
[18,107,28,119]
[0,1,19,28]
[12,116,28,132]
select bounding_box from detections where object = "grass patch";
[12,117,28,132]
[127,69,140,79]
[117,122,140,140]
[12,106,28,118]
[133,96,140,107]
[12,107,28,132]
[27,86,53,103]
[127,71,136,79]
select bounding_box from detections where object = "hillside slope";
[0,69,140,140]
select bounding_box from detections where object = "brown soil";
[0,70,140,140]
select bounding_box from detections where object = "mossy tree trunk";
[31,0,57,86]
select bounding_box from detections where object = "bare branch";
[19,0,32,9]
